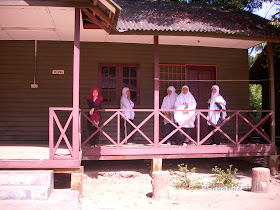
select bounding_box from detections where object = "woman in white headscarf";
[120,87,135,143]
[161,86,178,145]
[174,85,197,146]
[207,85,227,145]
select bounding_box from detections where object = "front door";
[186,65,216,139]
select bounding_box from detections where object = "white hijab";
[161,86,178,110]
[120,87,135,120]
[174,86,197,128]
[207,85,227,125]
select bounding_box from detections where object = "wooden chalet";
[0,0,279,169]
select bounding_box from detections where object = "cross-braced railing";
[49,107,81,160]
[49,108,273,158]
[159,109,272,145]
[80,109,155,147]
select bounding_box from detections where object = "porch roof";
[0,0,279,48]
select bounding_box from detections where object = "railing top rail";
[80,109,272,113]
[49,107,74,111]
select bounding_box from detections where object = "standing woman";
[174,85,197,146]
[207,85,227,145]
[120,87,135,143]
[87,87,103,147]
[161,86,178,145]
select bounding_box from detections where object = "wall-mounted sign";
[52,70,64,75]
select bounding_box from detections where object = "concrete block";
[0,170,53,186]
[0,185,53,200]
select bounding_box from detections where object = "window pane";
[130,91,137,102]
[130,67,137,77]
[109,67,116,77]
[109,79,116,89]
[101,78,108,89]
[123,79,129,88]
[102,90,109,102]
[123,67,129,77]
[130,79,137,90]
[109,91,116,103]
[102,66,108,77]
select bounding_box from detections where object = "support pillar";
[267,155,279,176]
[72,8,81,160]
[267,42,276,147]
[154,35,160,147]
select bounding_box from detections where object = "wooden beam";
[267,42,276,148]
[154,36,160,147]
[82,8,109,33]
[0,160,81,168]
[82,152,276,160]
[0,0,93,7]
[81,144,277,156]
[88,6,111,24]
[72,8,81,160]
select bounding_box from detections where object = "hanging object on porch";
[31,40,39,89]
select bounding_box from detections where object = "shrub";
[170,164,204,190]
[209,165,240,188]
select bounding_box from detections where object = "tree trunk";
[251,167,270,193]
[152,171,170,200]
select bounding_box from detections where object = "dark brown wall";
[0,40,249,143]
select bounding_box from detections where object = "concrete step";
[0,185,53,200]
[0,170,54,200]
[0,170,53,186]
[0,189,80,210]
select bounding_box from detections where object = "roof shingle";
[113,0,280,39]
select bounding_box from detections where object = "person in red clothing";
[87,87,103,147]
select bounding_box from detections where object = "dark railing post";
[72,8,81,160]
[267,42,276,147]
[154,36,160,147]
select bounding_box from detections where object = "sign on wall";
[52,70,65,75]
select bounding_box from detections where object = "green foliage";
[170,164,204,189]
[249,84,262,120]
[209,165,240,188]
[249,84,262,110]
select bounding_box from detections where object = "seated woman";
[174,85,197,146]
[161,86,178,145]
[87,87,103,147]
[120,87,135,144]
[207,85,227,145]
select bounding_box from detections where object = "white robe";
[207,85,227,125]
[161,86,178,124]
[174,86,197,128]
[120,87,135,120]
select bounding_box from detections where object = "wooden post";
[71,172,83,196]
[267,42,276,147]
[151,158,162,173]
[152,171,170,200]
[267,155,279,176]
[251,167,270,193]
[72,8,81,160]
[154,35,160,147]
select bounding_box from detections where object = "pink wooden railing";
[49,108,273,159]
[49,107,82,160]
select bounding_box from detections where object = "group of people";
[87,85,226,147]
[161,85,226,146]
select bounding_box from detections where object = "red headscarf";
[88,88,103,123]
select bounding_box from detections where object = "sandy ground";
[79,157,280,210]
